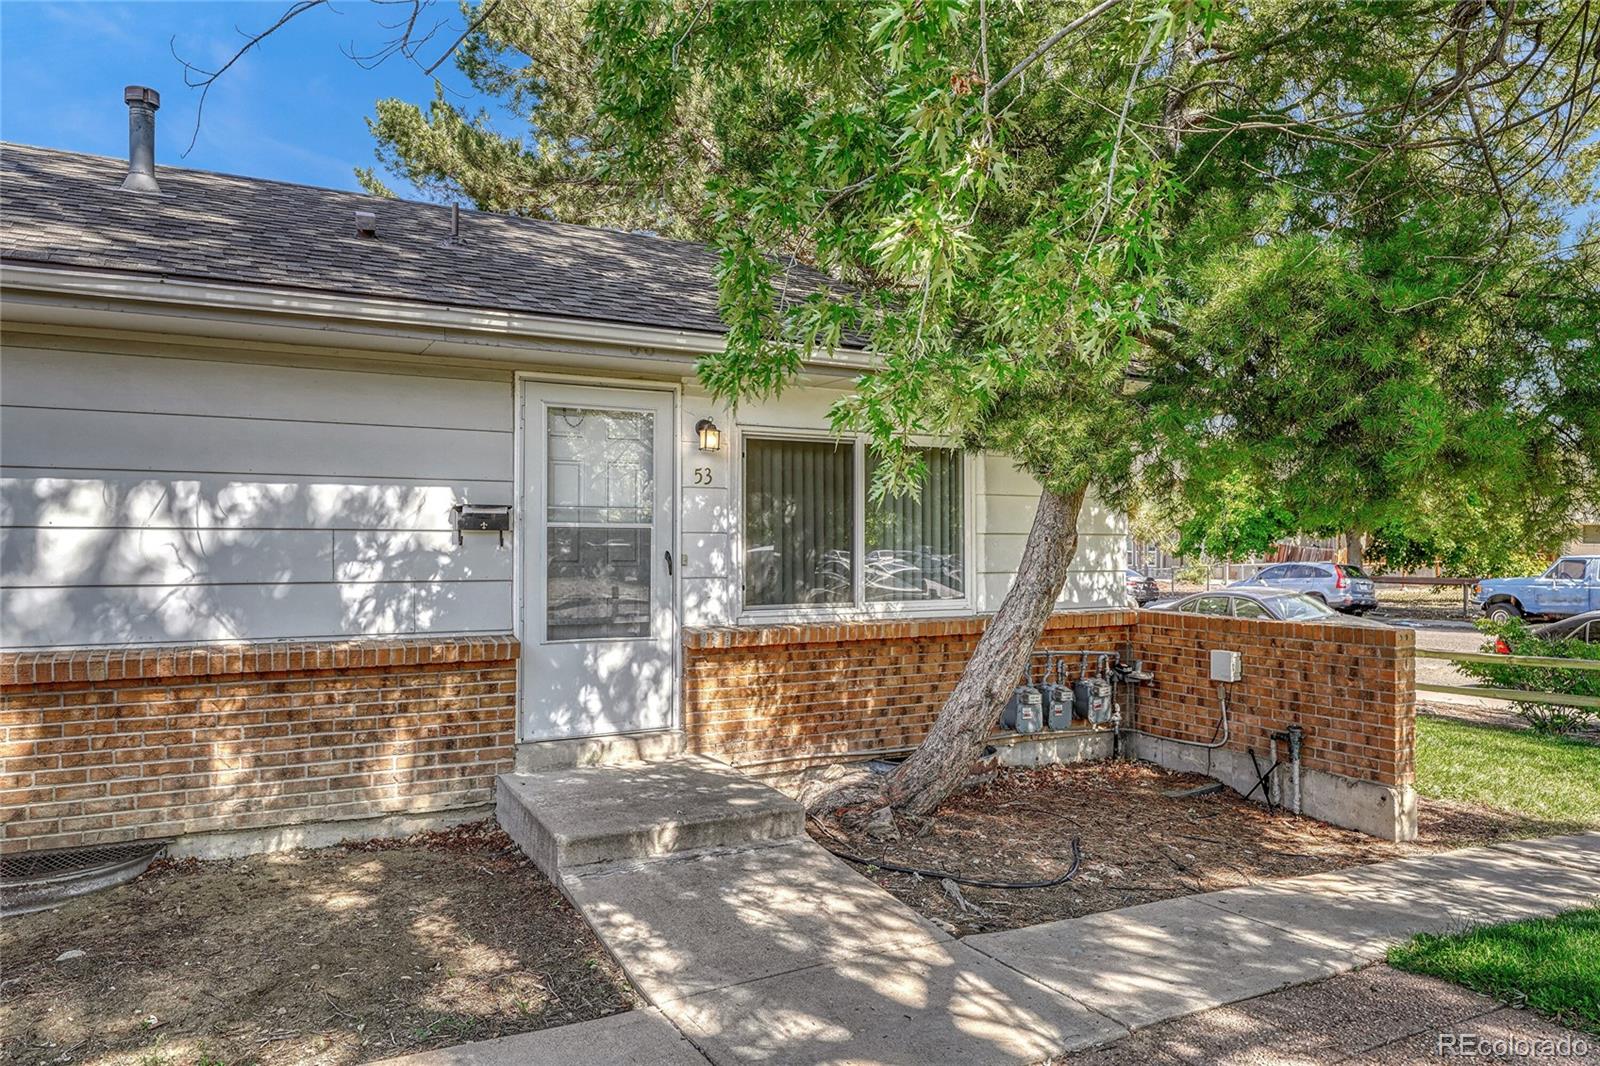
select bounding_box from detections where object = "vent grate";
[2,840,168,883]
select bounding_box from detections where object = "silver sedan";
[1147,586,1391,626]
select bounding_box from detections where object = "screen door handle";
[664,549,674,576]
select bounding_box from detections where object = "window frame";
[734,426,976,622]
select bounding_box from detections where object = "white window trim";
[733,423,977,624]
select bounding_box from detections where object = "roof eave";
[0,260,877,371]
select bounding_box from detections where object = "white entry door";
[520,382,676,740]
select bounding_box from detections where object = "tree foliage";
[361,0,1598,541]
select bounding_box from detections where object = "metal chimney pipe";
[121,85,161,194]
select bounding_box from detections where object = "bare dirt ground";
[1369,585,1479,623]
[811,761,1528,937]
[0,821,636,1066]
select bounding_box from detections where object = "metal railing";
[1415,648,1600,710]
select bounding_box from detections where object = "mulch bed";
[0,821,636,1066]
[810,761,1513,936]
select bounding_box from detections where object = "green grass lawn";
[1415,715,1600,828]
[1389,908,1600,1034]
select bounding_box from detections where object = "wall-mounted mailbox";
[453,504,512,546]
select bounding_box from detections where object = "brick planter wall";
[1129,612,1415,788]
[683,609,1416,836]
[682,611,1135,771]
[0,636,518,855]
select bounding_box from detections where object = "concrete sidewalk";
[377,830,1599,1066]
[1063,964,1597,1065]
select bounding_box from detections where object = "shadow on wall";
[0,475,512,647]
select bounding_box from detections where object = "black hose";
[819,835,1084,890]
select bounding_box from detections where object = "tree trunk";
[881,484,1088,816]
[1344,530,1365,569]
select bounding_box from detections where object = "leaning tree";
[567,0,1599,815]
[189,0,1600,816]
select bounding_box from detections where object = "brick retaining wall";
[1,609,1416,853]
[1132,612,1414,788]
[683,612,1134,770]
[0,636,518,854]
[683,609,1415,790]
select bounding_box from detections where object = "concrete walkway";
[384,760,1599,1065]
[1064,964,1596,1065]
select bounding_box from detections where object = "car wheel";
[1485,601,1521,623]
[1311,593,1328,605]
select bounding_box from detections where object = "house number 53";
[693,467,714,485]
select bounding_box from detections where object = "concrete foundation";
[164,804,491,860]
[992,728,1115,767]
[1130,733,1418,842]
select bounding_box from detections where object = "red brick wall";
[682,612,1135,771]
[0,636,518,854]
[1129,612,1415,787]
[683,610,1414,788]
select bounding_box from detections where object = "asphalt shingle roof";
[1,142,842,339]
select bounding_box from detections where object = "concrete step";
[496,756,805,880]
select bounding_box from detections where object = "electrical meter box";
[1210,650,1243,683]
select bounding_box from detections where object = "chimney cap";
[124,85,161,110]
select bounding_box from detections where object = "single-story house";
[0,93,1417,859]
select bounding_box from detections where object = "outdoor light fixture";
[695,418,722,452]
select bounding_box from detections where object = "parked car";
[1490,610,1600,653]
[1148,587,1390,626]
[1474,556,1600,622]
[1229,561,1378,614]
[1127,568,1162,605]
[1535,610,1600,642]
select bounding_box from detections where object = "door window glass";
[545,407,653,640]
[1194,595,1231,616]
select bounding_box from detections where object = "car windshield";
[1341,564,1370,578]
[1268,594,1337,620]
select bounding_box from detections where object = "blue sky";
[1,1,498,195]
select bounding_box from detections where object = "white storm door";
[521,383,676,740]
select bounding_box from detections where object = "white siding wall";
[0,335,1127,649]
[680,387,739,627]
[0,339,516,647]
[975,455,1128,611]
